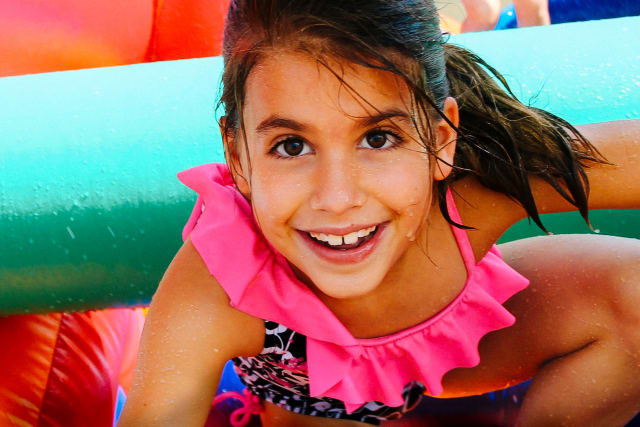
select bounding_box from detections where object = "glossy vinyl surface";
[1,18,638,314]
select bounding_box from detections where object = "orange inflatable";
[0,2,228,425]
[0,309,145,426]
[0,2,228,424]
[0,0,230,77]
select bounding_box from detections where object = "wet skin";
[118,49,640,426]
[228,52,472,338]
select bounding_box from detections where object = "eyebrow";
[254,109,412,135]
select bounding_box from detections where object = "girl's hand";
[118,240,264,427]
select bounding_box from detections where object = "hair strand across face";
[220,0,607,232]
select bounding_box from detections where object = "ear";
[433,97,459,181]
[220,117,251,196]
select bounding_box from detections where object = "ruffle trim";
[178,163,529,413]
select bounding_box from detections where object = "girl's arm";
[118,240,264,427]
[456,120,639,258]
[531,120,640,213]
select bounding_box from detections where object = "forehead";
[243,51,412,125]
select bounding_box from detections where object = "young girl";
[119,1,640,425]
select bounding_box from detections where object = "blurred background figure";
[495,0,640,30]
[440,0,640,33]
[460,0,549,32]
[460,0,503,32]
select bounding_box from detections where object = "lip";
[297,222,388,265]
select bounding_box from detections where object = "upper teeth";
[309,226,377,246]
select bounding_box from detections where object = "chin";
[309,273,384,300]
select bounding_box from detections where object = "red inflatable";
[0,2,228,424]
[0,0,230,77]
[0,309,145,426]
[0,2,228,425]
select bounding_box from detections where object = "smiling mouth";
[305,226,379,250]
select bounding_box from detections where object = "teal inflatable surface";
[1,17,638,314]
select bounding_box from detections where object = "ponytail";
[438,44,606,232]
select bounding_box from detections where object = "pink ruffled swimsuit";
[178,163,529,425]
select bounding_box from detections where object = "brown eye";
[367,132,387,148]
[361,130,398,150]
[273,137,310,157]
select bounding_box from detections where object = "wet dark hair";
[219,0,604,231]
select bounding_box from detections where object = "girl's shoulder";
[159,239,265,358]
[118,241,264,425]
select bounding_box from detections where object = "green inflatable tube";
[1,17,638,315]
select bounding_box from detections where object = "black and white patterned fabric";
[232,320,425,425]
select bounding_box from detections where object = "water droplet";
[594,229,601,234]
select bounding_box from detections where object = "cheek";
[366,156,432,217]
[248,168,306,236]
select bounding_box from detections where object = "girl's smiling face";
[228,51,457,299]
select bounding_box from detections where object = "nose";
[309,154,367,215]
